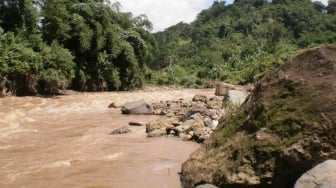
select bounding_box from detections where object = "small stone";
[148,128,167,137]
[182,134,192,141]
[204,117,213,127]
[108,101,122,108]
[212,120,218,128]
[192,94,208,103]
[172,121,181,126]
[190,113,203,120]
[179,133,187,138]
[110,126,131,135]
[129,121,146,126]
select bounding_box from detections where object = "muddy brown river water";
[0,89,216,188]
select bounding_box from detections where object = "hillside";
[1,0,336,96]
[181,45,336,187]
[154,0,336,86]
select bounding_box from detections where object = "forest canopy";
[0,0,157,95]
[154,0,336,85]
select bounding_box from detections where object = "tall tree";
[42,0,157,91]
[0,0,39,34]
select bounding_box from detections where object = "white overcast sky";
[110,0,328,32]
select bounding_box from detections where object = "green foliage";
[0,29,41,95]
[154,0,336,85]
[37,41,75,94]
[1,0,335,95]
[0,26,76,95]
[0,0,158,95]
[42,0,157,91]
[0,0,39,34]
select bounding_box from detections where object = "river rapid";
[0,88,217,188]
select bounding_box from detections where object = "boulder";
[206,109,220,120]
[203,117,213,127]
[179,133,192,141]
[203,81,216,88]
[152,101,167,110]
[215,83,229,96]
[174,120,194,134]
[227,90,248,106]
[184,104,208,119]
[181,45,336,188]
[121,100,153,115]
[189,113,203,120]
[192,127,210,143]
[294,160,336,188]
[166,101,181,109]
[110,126,131,135]
[146,117,173,137]
[204,117,218,130]
[206,97,222,109]
[192,94,208,103]
[174,119,204,135]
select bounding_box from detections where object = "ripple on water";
[102,152,123,161]
[0,90,206,187]
[46,160,72,168]
[0,110,38,139]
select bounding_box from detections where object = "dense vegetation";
[0,0,157,95]
[1,0,336,96]
[154,0,336,86]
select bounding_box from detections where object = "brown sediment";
[0,89,216,188]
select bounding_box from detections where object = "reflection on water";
[0,89,212,187]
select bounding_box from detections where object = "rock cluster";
[146,94,224,143]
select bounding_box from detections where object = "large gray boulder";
[121,100,153,115]
[294,160,336,188]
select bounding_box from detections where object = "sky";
[110,0,328,32]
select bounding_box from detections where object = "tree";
[327,0,336,14]
[0,31,42,95]
[37,41,75,94]
[0,0,39,34]
[42,0,157,91]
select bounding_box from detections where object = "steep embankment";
[181,45,336,188]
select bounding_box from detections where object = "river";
[0,88,217,188]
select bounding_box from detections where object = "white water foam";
[46,160,72,168]
[102,152,123,161]
[0,110,38,139]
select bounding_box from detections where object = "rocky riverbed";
[111,85,249,143]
